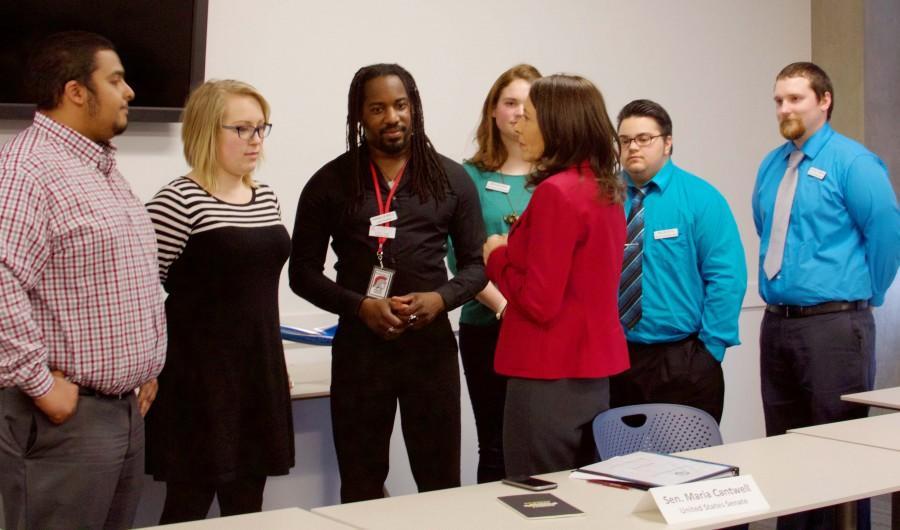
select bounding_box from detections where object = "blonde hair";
[181,79,271,192]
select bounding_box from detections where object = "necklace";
[499,172,520,226]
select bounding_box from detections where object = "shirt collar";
[33,112,119,177]
[623,158,674,195]
[778,122,834,163]
[798,122,833,160]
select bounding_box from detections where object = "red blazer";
[486,164,629,379]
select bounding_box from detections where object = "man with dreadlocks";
[289,63,486,503]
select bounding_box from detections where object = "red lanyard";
[370,159,408,266]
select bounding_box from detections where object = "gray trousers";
[503,377,609,478]
[0,387,145,530]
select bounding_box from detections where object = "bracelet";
[495,301,508,320]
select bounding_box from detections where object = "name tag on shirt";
[370,211,398,226]
[654,228,679,240]
[807,167,826,180]
[368,225,396,239]
[485,181,511,194]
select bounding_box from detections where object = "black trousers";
[330,318,461,503]
[609,334,725,423]
[761,308,875,530]
[159,476,266,523]
[458,321,507,483]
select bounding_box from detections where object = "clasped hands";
[358,292,445,340]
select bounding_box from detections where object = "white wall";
[0,0,813,525]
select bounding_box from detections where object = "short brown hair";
[468,64,541,171]
[777,62,834,120]
[527,74,624,204]
[181,80,270,192]
[27,31,115,110]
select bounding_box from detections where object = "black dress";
[145,177,294,483]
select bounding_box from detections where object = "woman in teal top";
[451,64,540,483]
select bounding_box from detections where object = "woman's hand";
[483,234,508,264]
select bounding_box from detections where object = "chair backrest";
[592,403,723,460]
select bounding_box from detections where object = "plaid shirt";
[0,113,166,398]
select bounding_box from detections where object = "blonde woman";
[145,80,294,522]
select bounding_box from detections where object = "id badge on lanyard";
[366,159,407,299]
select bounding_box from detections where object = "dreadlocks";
[346,64,448,205]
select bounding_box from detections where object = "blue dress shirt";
[623,160,747,361]
[753,123,900,307]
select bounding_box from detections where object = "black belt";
[765,300,868,319]
[78,387,131,400]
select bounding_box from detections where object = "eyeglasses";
[618,134,663,148]
[221,123,273,140]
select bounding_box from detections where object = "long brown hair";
[527,74,623,204]
[467,64,541,171]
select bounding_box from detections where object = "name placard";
[650,475,769,525]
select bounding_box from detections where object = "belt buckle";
[783,305,795,318]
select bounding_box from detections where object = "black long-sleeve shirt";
[289,151,487,323]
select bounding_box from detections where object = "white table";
[313,433,900,529]
[284,341,331,400]
[144,507,351,529]
[287,359,330,399]
[790,412,900,528]
[788,411,900,451]
[843,386,900,409]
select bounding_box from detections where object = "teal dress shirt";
[623,160,747,361]
[753,123,900,307]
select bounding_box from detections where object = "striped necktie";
[618,188,646,330]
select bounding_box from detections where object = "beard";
[87,91,128,138]
[380,136,409,155]
[368,126,411,155]
[112,120,128,136]
[779,115,805,140]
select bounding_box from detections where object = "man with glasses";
[754,62,899,530]
[609,99,746,423]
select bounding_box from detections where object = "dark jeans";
[330,319,461,503]
[0,387,145,530]
[159,476,266,523]
[458,321,507,483]
[504,377,609,478]
[761,308,875,530]
[610,335,725,423]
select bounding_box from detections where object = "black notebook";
[498,493,585,519]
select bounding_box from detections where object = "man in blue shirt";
[610,99,747,423]
[754,62,899,530]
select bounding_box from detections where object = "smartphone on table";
[501,476,558,491]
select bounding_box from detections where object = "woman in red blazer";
[483,74,629,478]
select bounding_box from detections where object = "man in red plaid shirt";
[0,31,166,529]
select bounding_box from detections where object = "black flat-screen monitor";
[0,0,207,122]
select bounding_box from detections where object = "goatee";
[779,116,805,140]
